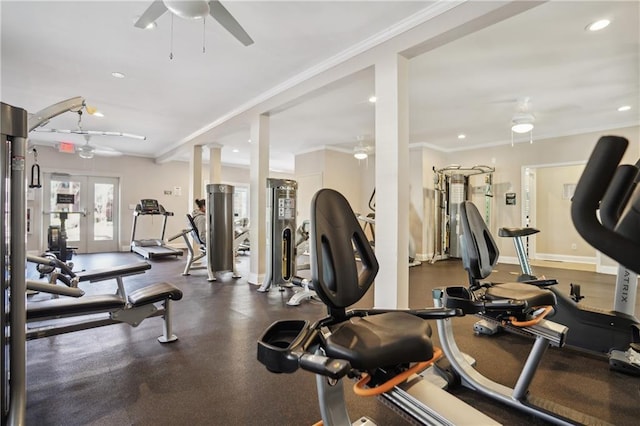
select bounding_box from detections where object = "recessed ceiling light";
[586,19,610,32]
[618,105,632,112]
[368,96,377,103]
[111,72,125,79]
[232,149,239,153]
[92,111,104,118]
[458,134,466,140]
[247,139,252,143]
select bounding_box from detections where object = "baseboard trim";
[534,253,596,264]
[596,265,618,275]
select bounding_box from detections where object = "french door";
[43,173,119,253]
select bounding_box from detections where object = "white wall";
[295,148,365,224]
[26,146,292,253]
[444,126,639,260]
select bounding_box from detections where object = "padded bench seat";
[27,295,125,320]
[77,262,151,282]
[128,282,183,306]
[498,227,540,238]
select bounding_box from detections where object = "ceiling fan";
[135,0,254,46]
[511,97,536,134]
[33,109,145,159]
[76,134,123,159]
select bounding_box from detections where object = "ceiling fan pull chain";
[170,14,174,60]
[202,17,206,54]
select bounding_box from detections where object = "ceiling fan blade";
[135,0,168,29]
[208,0,254,46]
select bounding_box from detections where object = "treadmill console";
[137,199,163,214]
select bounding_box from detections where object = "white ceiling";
[2,1,638,173]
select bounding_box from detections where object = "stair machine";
[258,185,622,425]
[431,165,494,262]
[130,199,183,259]
[206,184,239,281]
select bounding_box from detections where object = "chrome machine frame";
[2,96,86,425]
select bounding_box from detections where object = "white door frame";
[42,173,120,254]
[521,160,588,263]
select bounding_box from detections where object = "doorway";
[43,173,120,253]
[521,162,594,265]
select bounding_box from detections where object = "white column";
[249,114,270,285]
[206,144,223,184]
[374,53,410,309]
[189,145,203,207]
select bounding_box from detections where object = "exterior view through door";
[43,173,119,254]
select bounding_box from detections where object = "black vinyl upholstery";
[310,189,434,369]
[311,188,379,310]
[460,201,556,308]
[77,262,151,282]
[460,201,499,280]
[128,282,183,306]
[325,312,433,370]
[27,295,125,320]
[498,227,540,238]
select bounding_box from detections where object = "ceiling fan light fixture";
[78,145,95,159]
[164,0,209,19]
[512,123,534,134]
[354,150,368,160]
[511,113,535,134]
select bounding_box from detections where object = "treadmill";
[130,199,183,259]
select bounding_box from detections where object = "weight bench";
[26,262,183,343]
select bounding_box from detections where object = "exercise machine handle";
[600,164,638,229]
[299,353,351,379]
[571,136,640,274]
[27,253,77,278]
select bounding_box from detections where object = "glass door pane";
[43,174,119,254]
[86,176,119,253]
[48,176,87,252]
[93,183,114,241]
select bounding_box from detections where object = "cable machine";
[432,164,494,261]
[258,179,297,292]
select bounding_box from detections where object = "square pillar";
[374,53,410,309]
[249,114,269,285]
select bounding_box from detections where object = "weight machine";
[3,96,90,425]
[432,164,494,262]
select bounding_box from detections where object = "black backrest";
[186,214,206,246]
[310,189,379,318]
[459,201,499,282]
